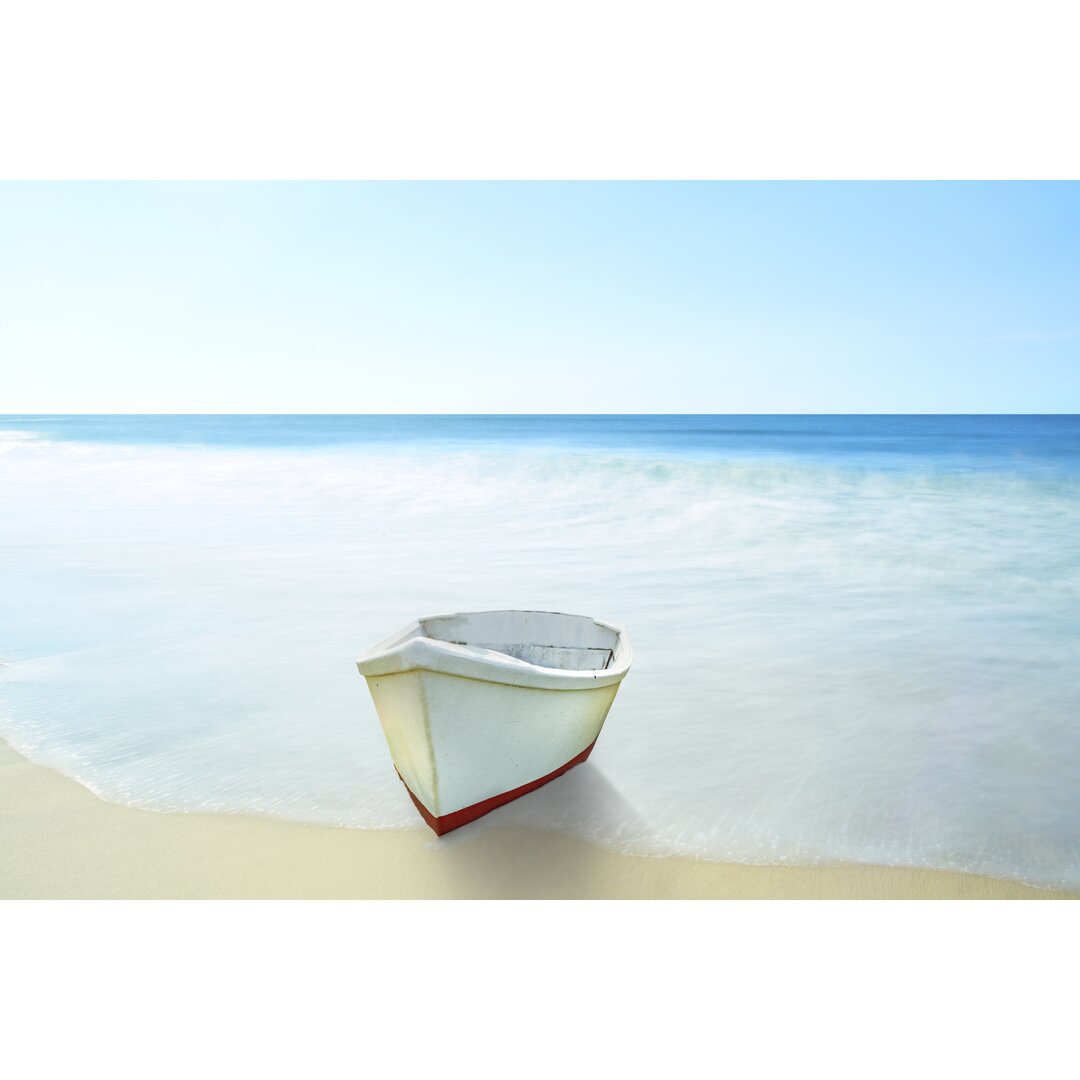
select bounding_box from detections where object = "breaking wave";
[2,420,1079,888]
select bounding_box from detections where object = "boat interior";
[420,611,619,672]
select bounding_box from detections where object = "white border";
[3,902,1075,1078]
[2,0,1079,178]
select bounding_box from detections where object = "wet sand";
[1,739,1074,899]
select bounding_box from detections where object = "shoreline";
[1,739,1074,899]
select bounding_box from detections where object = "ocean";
[2,414,1079,888]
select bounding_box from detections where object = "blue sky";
[1,181,1077,412]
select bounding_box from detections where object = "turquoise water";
[2,415,1079,887]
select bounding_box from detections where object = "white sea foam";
[2,434,1079,887]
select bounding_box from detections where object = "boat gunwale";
[356,609,632,691]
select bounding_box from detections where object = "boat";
[356,609,632,835]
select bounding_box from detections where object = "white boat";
[356,610,632,834]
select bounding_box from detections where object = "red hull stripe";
[397,738,598,836]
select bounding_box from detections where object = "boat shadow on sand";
[416,763,652,898]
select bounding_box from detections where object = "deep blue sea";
[2,415,1079,887]
[6,412,1080,461]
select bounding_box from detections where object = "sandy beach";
[2,739,1074,900]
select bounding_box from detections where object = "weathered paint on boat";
[357,610,632,834]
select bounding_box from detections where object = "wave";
[2,436,1080,888]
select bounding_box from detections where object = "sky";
[0,181,1077,413]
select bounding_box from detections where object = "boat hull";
[357,610,631,835]
[365,669,621,832]
[396,737,598,835]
